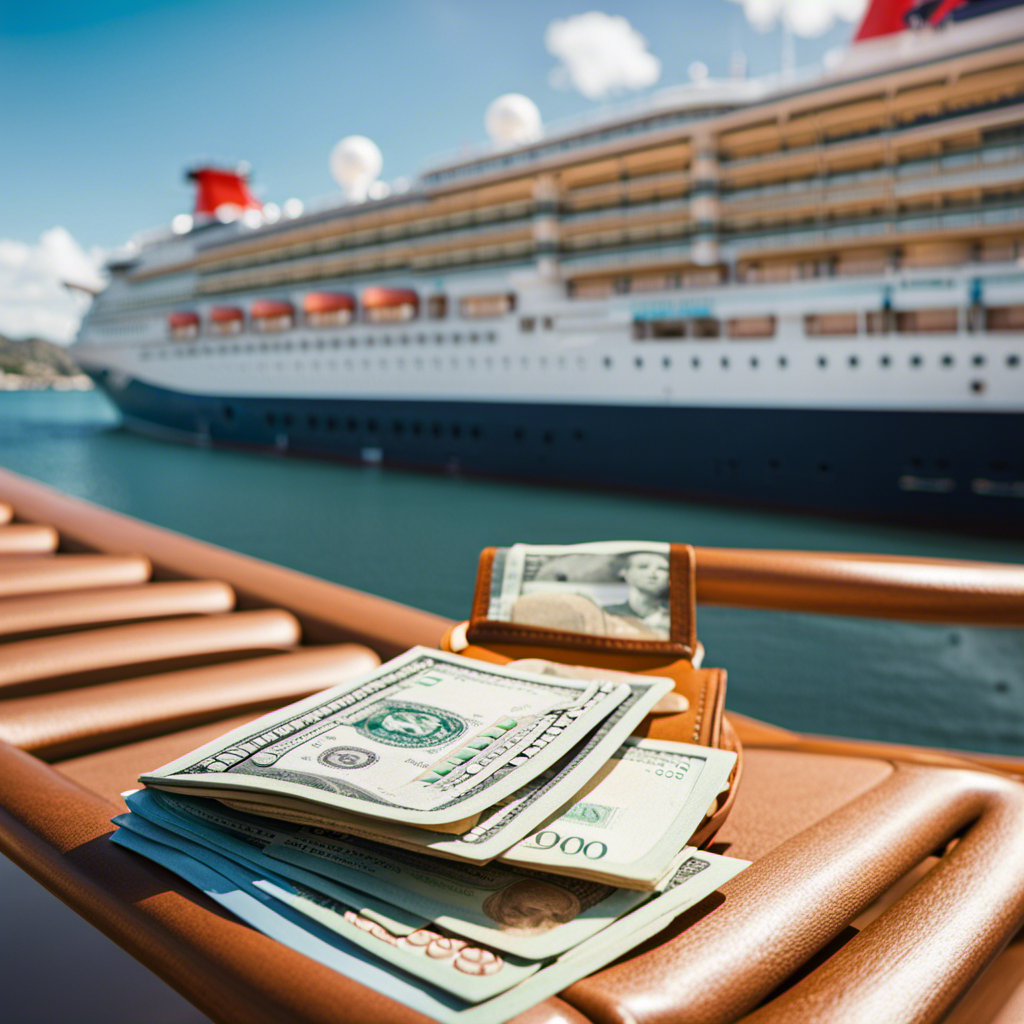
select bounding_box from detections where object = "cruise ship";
[74,0,1024,529]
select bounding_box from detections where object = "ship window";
[520,317,536,332]
[848,355,859,367]
[635,356,644,368]
[817,356,828,368]
[283,414,294,427]
[427,295,448,319]
[452,334,461,344]
[392,420,404,435]
[308,415,319,430]
[412,422,423,436]
[327,416,337,431]
[692,356,701,368]
[432,422,443,438]
[650,320,686,340]
[778,355,788,368]
[603,356,613,368]
[896,309,957,333]
[542,317,554,330]
[805,313,858,337]
[720,356,730,369]
[727,316,775,339]
[469,333,479,343]
[910,355,923,368]
[347,418,358,432]
[986,305,1024,331]
[1008,354,1020,368]
[513,428,525,441]
[691,318,720,338]
[880,354,892,367]
[941,354,954,367]
[265,413,276,427]
[460,293,515,318]
[972,354,986,366]
[663,356,672,369]
[750,356,759,368]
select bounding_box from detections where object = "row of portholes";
[140,331,500,361]
[246,408,588,446]
[611,352,1021,371]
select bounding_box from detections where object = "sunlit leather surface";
[0,467,1022,1024]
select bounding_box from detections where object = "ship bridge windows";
[459,293,515,318]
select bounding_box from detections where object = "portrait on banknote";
[491,544,671,641]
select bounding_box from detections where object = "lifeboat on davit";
[167,311,199,341]
[208,306,245,336]
[250,299,295,334]
[361,287,418,323]
[304,292,355,327]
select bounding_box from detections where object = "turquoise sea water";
[1,389,1022,755]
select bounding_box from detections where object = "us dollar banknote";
[141,647,645,826]
[498,737,736,889]
[487,541,672,640]
[214,674,673,861]
[111,811,748,1024]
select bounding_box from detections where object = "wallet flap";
[466,542,697,658]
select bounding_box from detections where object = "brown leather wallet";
[441,542,742,849]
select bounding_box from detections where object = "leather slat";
[0,554,152,598]
[0,501,12,525]
[0,523,59,554]
[0,610,302,697]
[0,643,381,760]
[0,741,586,1024]
[562,763,1024,1024]
[0,580,236,639]
[695,548,1024,626]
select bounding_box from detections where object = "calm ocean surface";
[1,388,1022,755]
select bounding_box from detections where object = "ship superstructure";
[75,0,1024,527]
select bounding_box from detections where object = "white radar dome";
[485,94,542,147]
[330,135,383,202]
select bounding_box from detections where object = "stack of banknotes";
[114,640,747,1023]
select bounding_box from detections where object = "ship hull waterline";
[91,372,1024,532]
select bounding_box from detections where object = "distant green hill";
[0,336,81,378]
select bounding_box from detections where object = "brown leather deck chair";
[1,468,1023,1024]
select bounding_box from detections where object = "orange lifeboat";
[361,287,418,323]
[167,311,200,340]
[250,299,294,333]
[208,306,245,336]
[304,292,355,327]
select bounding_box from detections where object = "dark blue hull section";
[94,372,1024,531]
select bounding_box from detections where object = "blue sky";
[1,1,858,251]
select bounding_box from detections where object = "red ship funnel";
[854,0,966,41]
[187,165,262,218]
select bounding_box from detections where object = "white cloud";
[726,0,868,38]
[0,227,106,344]
[545,12,661,101]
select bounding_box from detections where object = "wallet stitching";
[691,672,709,742]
